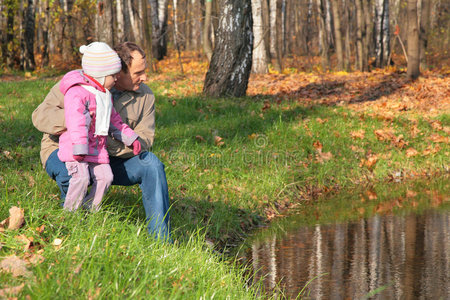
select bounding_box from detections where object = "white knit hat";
[80,42,122,78]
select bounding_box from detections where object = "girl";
[57,42,141,211]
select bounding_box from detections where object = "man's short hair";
[114,42,146,74]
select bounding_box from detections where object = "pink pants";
[64,161,113,212]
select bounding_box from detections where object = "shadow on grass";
[269,73,408,106]
[106,187,261,249]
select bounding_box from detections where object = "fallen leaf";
[374,129,395,141]
[0,283,24,297]
[0,255,32,277]
[350,129,365,139]
[248,133,258,140]
[316,151,333,163]
[73,263,82,274]
[429,134,449,143]
[423,144,440,156]
[28,254,45,265]
[261,100,271,112]
[366,190,378,200]
[430,120,443,131]
[360,154,378,170]
[406,190,417,198]
[15,234,32,251]
[8,206,25,230]
[214,136,224,147]
[316,117,328,124]
[195,135,205,142]
[406,147,419,157]
[313,140,323,152]
[36,225,45,233]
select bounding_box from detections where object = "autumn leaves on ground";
[0,52,449,298]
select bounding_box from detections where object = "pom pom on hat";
[80,42,122,77]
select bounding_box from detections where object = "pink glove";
[132,139,141,155]
[73,155,85,162]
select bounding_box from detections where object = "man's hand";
[73,155,85,162]
[132,139,141,155]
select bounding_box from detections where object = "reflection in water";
[248,210,449,299]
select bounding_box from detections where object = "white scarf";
[81,85,112,136]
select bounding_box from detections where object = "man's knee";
[140,152,165,174]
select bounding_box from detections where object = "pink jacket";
[57,70,138,164]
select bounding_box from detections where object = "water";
[242,182,449,299]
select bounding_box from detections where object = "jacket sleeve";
[64,88,89,155]
[107,85,155,158]
[109,106,138,147]
[132,87,155,150]
[31,82,66,135]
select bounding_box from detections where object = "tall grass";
[0,77,448,298]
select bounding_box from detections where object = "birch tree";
[203,0,253,97]
[374,0,390,67]
[203,0,213,62]
[150,0,169,60]
[116,0,125,42]
[251,0,268,73]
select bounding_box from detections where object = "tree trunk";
[125,0,138,42]
[251,0,268,73]
[191,0,201,50]
[41,0,50,67]
[150,0,169,60]
[273,0,283,72]
[374,0,389,67]
[269,0,277,58]
[325,0,334,49]
[419,0,431,69]
[355,0,364,71]
[203,0,253,97]
[22,0,35,71]
[381,0,390,66]
[261,0,271,59]
[317,0,330,70]
[5,0,16,67]
[343,0,351,70]
[116,0,125,42]
[141,0,152,65]
[362,0,372,70]
[407,0,420,79]
[330,0,344,70]
[96,0,114,45]
[203,0,213,62]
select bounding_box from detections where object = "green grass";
[0,77,449,298]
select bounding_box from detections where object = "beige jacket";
[32,81,155,167]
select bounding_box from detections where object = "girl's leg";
[83,163,113,211]
[64,161,90,211]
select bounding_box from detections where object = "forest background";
[1,0,449,79]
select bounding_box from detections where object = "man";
[32,42,171,242]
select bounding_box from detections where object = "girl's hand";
[132,139,141,155]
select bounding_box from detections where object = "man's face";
[115,51,148,92]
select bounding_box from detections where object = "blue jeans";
[45,150,172,242]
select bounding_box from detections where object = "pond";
[240,178,449,299]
